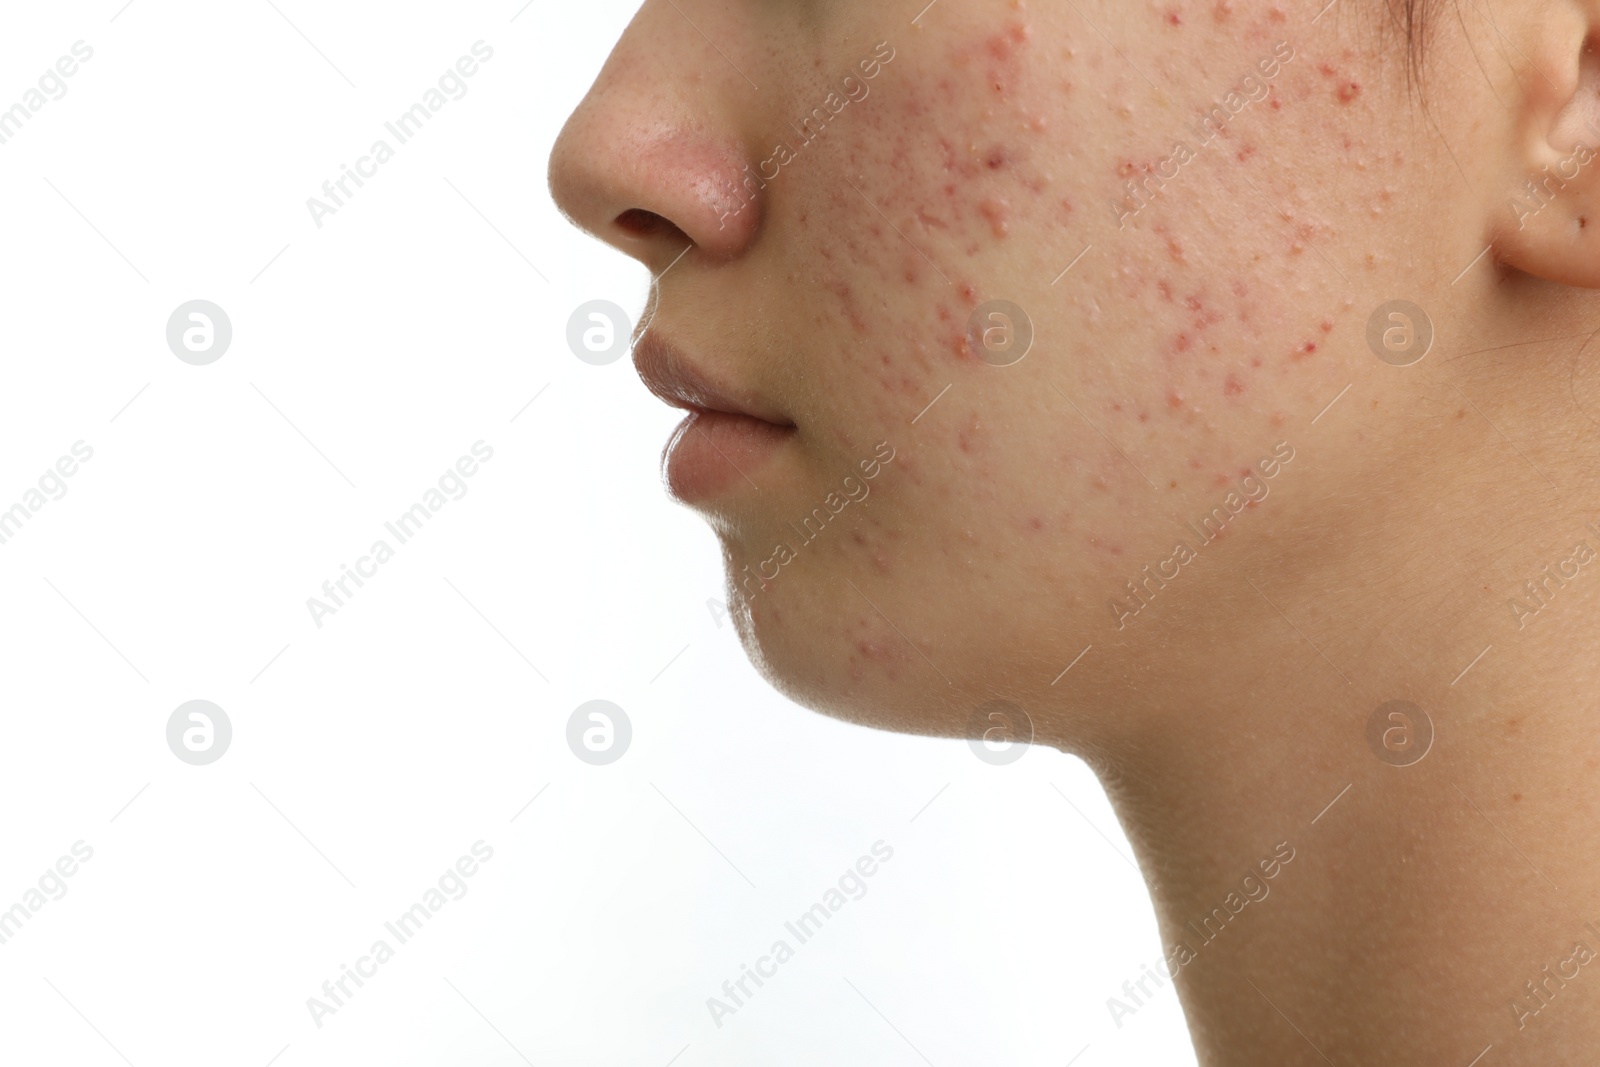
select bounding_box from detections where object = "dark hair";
[1385,0,1437,93]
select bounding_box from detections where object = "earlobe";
[1493,27,1600,287]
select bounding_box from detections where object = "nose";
[548,2,764,272]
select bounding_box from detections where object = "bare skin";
[551,1,1600,1062]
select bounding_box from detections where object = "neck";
[1053,318,1600,1064]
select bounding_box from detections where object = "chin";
[724,559,980,742]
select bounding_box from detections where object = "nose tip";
[548,42,764,271]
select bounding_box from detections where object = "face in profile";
[550,1,1596,748]
[553,2,1347,738]
[554,1,1600,1062]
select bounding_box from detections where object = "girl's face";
[551,1,1496,742]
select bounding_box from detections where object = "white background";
[0,2,1195,1064]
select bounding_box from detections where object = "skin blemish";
[1166,9,1183,26]
[1213,0,1233,18]
[1224,373,1245,397]
[986,23,1030,62]
[979,197,1011,237]
[1336,82,1361,104]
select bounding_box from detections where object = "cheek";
[771,18,1056,408]
[773,12,1342,493]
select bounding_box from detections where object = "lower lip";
[663,409,794,502]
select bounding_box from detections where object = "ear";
[1492,11,1600,288]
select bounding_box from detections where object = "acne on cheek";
[810,5,1349,452]
[804,16,1053,371]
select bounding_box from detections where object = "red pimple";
[1224,373,1245,397]
[1236,144,1257,162]
[1337,82,1362,104]
[1166,9,1182,25]
[1213,0,1233,18]
[1319,319,1334,333]
[1318,63,1337,77]
[978,197,1011,237]
[984,23,1030,62]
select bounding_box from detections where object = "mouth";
[633,330,797,502]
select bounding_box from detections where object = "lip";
[633,331,796,502]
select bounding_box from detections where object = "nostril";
[616,208,688,243]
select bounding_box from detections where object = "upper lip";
[633,330,793,427]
